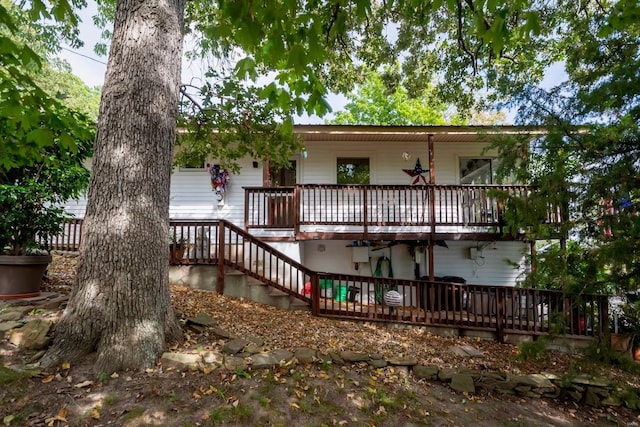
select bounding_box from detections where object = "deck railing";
[47,218,605,340]
[314,274,607,339]
[244,184,561,236]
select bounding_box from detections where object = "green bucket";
[335,285,347,302]
[320,279,333,298]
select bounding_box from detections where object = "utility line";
[60,46,107,65]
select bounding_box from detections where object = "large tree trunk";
[42,0,185,373]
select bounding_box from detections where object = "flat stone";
[224,356,248,372]
[584,387,601,407]
[294,347,316,364]
[317,353,333,364]
[532,386,558,395]
[515,385,532,394]
[269,348,294,365]
[0,321,22,333]
[210,326,235,339]
[245,336,265,346]
[222,338,248,355]
[328,351,345,365]
[340,351,369,363]
[200,351,223,366]
[457,368,481,380]
[244,343,268,354]
[160,352,202,371]
[36,296,68,310]
[450,345,484,358]
[482,372,506,381]
[438,368,456,382]
[495,381,519,392]
[515,374,554,389]
[186,313,217,327]
[0,309,26,322]
[475,377,502,391]
[368,359,388,368]
[602,395,623,407]
[387,356,418,366]
[450,373,475,394]
[567,390,583,402]
[571,375,610,388]
[9,319,51,350]
[250,353,279,369]
[412,365,439,380]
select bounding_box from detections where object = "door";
[268,161,296,226]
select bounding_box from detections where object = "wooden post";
[428,134,436,282]
[363,188,368,240]
[496,288,505,343]
[599,295,610,343]
[311,273,319,316]
[293,185,300,239]
[530,240,537,273]
[428,134,435,184]
[217,221,225,294]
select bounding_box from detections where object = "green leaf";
[234,57,257,81]
[26,128,54,146]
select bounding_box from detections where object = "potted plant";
[0,88,94,299]
[169,235,187,264]
[0,144,93,298]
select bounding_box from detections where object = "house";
[60,125,605,342]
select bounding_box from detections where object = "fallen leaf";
[74,380,94,388]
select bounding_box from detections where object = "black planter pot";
[0,254,52,300]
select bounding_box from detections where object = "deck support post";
[311,273,319,316]
[217,221,225,294]
[496,288,505,342]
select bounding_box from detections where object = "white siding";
[302,240,527,287]
[300,139,496,185]
[62,158,265,224]
[169,158,263,222]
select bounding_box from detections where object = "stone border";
[2,301,638,411]
[159,333,638,411]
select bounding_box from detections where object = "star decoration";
[403,158,429,185]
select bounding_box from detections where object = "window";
[337,157,370,184]
[178,159,207,172]
[269,161,297,187]
[459,158,500,184]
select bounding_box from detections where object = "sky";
[59,2,342,124]
[59,2,566,126]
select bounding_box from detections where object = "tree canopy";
[327,65,454,125]
[489,1,640,306]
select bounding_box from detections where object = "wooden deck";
[244,184,562,240]
[45,218,607,342]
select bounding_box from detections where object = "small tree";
[0,3,95,255]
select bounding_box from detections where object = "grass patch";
[120,406,146,423]
[207,403,253,425]
[517,337,549,362]
[0,366,34,384]
[103,392,118,406]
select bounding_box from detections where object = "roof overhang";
[293,124,546,143]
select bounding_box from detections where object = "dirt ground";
[1,254,639,426]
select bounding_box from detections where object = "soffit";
[294,125,544,144]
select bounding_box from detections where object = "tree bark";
[42,0,185,373]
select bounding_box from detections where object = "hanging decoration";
[402,158,428,185]
[208,164,230,201]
